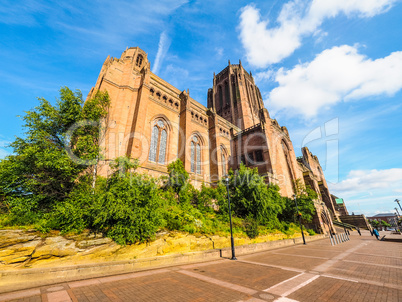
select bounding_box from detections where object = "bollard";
[330,235,334,246]
[335,234,339,244]
[342,233,346,242]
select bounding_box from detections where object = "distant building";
[367,213,399,230]
[331,195,349,217]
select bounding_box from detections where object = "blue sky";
[0,0,401,217]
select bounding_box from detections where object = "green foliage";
[224,164,284,228]
[70,90,110,163]
[279,179,316,224]
[0,87,110,226]
[90,173,163,244]
[164,159,189,194]
[370,220,380,228]
[306,229,316,236]
[243,215,259,239]
[380,220,391,228]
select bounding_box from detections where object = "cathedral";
[87,46,343,234]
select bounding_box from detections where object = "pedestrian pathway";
[0,230,400,301]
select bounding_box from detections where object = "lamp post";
[225,176,236,260]
[395,199,402,211]
[293,194,306,245]
[395,207,401,217]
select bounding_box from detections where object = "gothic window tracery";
[191,135,201,174]
[148,119,168,164]
[232,79,237,104]
[221,147,227,175]
[136,54,143,66]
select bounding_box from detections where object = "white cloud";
[268,45,402,117]
[215,47,224,60]
[254,70,275,84]
[152,31,171,75]
[328,168,402,216]
[238,0,397,67]
[329,168,402,195]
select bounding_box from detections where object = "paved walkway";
[0,230,401,302]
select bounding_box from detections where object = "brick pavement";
[0,230,401,302]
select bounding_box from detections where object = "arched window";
[136,54,143,66]
[148,119,168,164]
[221,147,227,175]
[232,80,237,104]
[218,85,223,109]
[191,135,201,174]
[224,81,230,106]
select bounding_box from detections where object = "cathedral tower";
[207,61,264,130]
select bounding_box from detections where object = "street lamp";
[293,194,306,245]
[225,175,237,260]
[395,207,401,217]
[395,199,402,211]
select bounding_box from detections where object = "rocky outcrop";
[0,229,304,270]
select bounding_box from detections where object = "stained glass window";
[158,129,167,164]
[157,120,164,128]
[148,119,168,164]
[191,136,201,174]
[149,126,158,162]
[222,152,226,175]
[196,144,201,174]
[190,142,195,172]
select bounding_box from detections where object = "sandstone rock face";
[0,229,305,270]
[0,230,38,248]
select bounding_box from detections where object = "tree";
[279,179,317,224]
[70,90,110,189]
[380,220,391,229]
[164,159,189,194]
[224,164,284,228]
[370,220,380,229]
[0,87,110,223]
[89,157,164,244]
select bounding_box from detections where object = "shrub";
[89,166,164,245]
[306,229,316,236]
[244,215,259,239]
